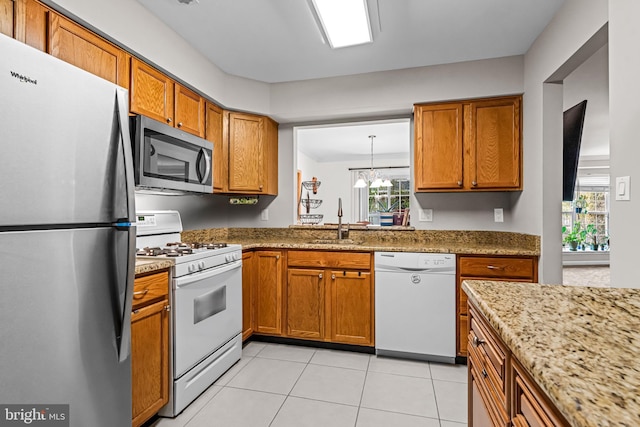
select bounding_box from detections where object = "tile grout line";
[266,346,317,427]
[353,354,373,427]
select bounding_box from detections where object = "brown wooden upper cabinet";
[0,0,14,37]
[205,102,227,193]
[414,95,522,192]
[130,58,205,138]
[48,13,130,89]
[212,111,278,195]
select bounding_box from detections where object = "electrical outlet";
[419,209,433,222]
[494,208,504,223]
[261,208,269,221]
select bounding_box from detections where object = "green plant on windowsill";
[585,224,599,250]
[574,195,588,214]
[562,224,586,251]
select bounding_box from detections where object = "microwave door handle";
[196,147,211,184]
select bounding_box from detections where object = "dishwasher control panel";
[375,252,456,272]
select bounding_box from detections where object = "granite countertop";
[462,280,640,427]
[181,227,540,256]
[135,259,174,275]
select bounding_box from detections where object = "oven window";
[193,286,226,324]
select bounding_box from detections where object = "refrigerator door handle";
[114,88,136,362]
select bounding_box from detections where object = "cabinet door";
[466,96,521,190]
[48,13,129,88]
[130,58,175,125]
[206,104,228,193]
[261,116,279,195]
[0,0,13,37]
[241,251,254,341]
[330,270,373,346]
[131,298,169,427]
[228,112,264,193]
[174,83,205,137]
[15,0,49,51]
[414,103,464,191]
[286,268,325,339]
[254,250,283,335]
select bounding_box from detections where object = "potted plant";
[562,224,584,251]
[574,195,587,214]
[585,224,599,250]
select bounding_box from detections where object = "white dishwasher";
[375,252,456,363]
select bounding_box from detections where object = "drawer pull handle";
[473,336,486,347]
[486,265,504,270]
[482,369,488,378]
[133,289,149,297]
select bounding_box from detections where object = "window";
[562,184,610,250]
[352,167,410,224]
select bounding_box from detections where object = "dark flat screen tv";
[563,100,588,201]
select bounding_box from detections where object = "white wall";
[517,0,608,283]
[609,0,640,288]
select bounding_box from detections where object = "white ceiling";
[136,0,565,84]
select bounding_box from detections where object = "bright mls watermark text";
[0,405,68,426]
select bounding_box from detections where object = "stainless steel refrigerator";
[0,34,135,426]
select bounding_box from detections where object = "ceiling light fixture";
[354,135,392,189]
[310,0,372,49]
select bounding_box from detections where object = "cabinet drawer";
[512,358,569,427]
[469,306,508,411]
[459,256,534,279]
[287,251,371,269]
[133,271,169,308]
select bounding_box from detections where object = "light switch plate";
[615,176,630,201]
[494,208,504,222]
[419,209,433,222]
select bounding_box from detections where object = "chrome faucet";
[337,198,348,239]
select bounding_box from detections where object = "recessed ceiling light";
[310,0,372,49]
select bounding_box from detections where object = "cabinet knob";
[331,274,336,280]
[457,181,462,186]
[472,181,477,186]
[472,336,486,347]
[177,122,183,128]
[482,369,488,378]
[164,304,171,312]
[259,185,263,190]
[166,118,172,123]
[319,273,323,279]
[276,255,280,260]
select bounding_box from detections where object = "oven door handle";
[175,260,242,288]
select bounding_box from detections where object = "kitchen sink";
[308,239,362,245]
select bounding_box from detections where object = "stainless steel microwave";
[131,115,213,194]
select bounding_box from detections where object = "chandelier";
[354,135,392,188]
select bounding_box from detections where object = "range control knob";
[188,263,196,273]
[198,261,206,270]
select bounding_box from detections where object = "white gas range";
[136,210,242,417]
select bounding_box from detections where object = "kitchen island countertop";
[462,279,640,427]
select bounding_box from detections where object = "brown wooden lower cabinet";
[254,250,284,335]
[467,299,569,427]
[241,251,255,341]
[131,270,170,427]
[457,255,538,357]
[244,249,374,347]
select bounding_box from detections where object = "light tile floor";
[149,342,468,427]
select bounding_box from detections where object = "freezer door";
[0,34,134,226]
[0,227,134,427]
